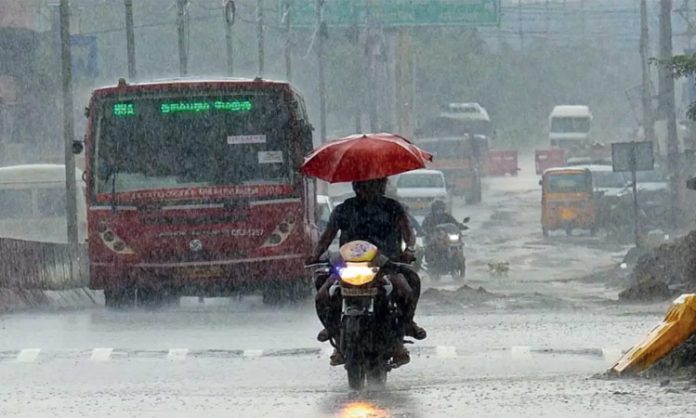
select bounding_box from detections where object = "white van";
[394,169,450,216]
[549,105,592,148]
[0,164,86,243]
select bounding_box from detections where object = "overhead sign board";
[612,141,654,172]
[282,0,501,28]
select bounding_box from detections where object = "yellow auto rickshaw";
[540,167,597,236]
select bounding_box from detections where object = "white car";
[394,169,450,216]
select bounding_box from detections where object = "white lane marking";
[167,348,189,361]
[90,348,113,362]
[602,348,623,363]
[511,346,532,358]
[435,345,458,358]
[243,349,264,358]
[16,349,41,363]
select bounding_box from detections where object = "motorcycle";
[308,240,416,390]
[424,218,469,281]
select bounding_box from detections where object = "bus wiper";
[111,166,118,212]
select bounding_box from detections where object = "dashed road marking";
[435,345,458,358]
[167,348,189,361]
[1,346,625,363]
[16,349,41,363]
[511,346,532,358]
[243,349,264,358]
[602,348,623,363]
[90,348,113,362]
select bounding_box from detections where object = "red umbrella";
[301,133,433,183]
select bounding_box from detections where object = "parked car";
[394,169,450,216]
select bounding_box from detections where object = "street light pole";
[176,0,188,76]
[59,0,79,256]
[224,0,235,76]
[283,1,292,81]
[316,0,326,143]
[124,0,136,80]
[257,0,265,76]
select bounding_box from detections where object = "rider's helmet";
[431,200,446,214]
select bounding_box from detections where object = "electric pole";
[59,0,79,256]
[124,0,136,80]
[640,0,655,144]
[224,0,235,76]
[257,0,265,76]
[177,0,188,76]
[658,0,680,226]
[316,0,327,142]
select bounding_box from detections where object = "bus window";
[0,189,32,219]
[37,187,67,217]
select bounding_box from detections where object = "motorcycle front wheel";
[342,316,367,390]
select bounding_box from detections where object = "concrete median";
[0,238,97,311]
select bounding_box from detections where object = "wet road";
[1,156,690,417]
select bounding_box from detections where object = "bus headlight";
[98,224,135,255]
[261,217,296,248]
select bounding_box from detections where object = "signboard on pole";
[283,0,501,28]
[612,141,655,172]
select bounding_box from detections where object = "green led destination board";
[113,103,135,117]
[160,100,253,114]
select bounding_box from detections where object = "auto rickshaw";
[540,167,597,236]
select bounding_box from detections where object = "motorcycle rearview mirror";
[462,216,470,223]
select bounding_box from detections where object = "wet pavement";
[1,155,690,417]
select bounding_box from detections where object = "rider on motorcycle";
[308,177,427,367]
[422,200,464,234]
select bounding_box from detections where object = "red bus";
[76,78,317,307]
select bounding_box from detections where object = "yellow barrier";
[611,293,696,376]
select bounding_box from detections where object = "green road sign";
[281,0,501,28]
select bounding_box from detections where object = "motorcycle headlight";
[339,264,378,286]
[448,234,459,242]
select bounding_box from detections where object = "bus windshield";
[417,139,473,159]
[93,92,293,194]
[550,117,590,133]
[546,173,591,193]
[416,116,492,138]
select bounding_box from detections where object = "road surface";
[1,155,690,417]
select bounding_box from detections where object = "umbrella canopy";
[301,133,432,183]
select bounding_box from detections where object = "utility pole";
[176,0,188,76]
[224,0,235,76]
[640,0,655,144]
[257,0,265,76]
[59,0,79,256]
[283,1,292,81]
[658,0,680,226]
[124,0,136,80]
[316,0,327,142]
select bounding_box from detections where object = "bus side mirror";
[72,140,84,154]
[687,177,696,190]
